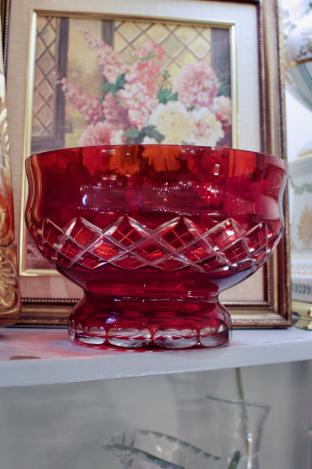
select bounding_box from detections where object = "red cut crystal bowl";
[25,145,286,349]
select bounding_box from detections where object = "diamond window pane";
[113,20,213,79]
[32,17,59,137]
[174,26,198,45]
[146,24,172,42]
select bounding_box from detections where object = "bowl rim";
[25,144,287,169]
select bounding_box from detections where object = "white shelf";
[0,327,311,388]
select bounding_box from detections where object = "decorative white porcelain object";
[289,156,312,303]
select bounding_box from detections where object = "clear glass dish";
[104,429,241,468]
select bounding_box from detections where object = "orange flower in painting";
[142,145,181,172]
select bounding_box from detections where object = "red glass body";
[25,145,286,349]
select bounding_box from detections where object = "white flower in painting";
[190,108,224,146]
[148,102,193,144]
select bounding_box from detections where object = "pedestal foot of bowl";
[68,295,231,349]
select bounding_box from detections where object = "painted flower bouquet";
[60,30,232,152]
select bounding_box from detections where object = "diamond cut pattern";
[36,216,274,272]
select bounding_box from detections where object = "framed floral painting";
[4,0,290,326]
[25,14,235,273]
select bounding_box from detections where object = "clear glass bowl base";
[68,297,231,349]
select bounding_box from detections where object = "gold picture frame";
[4,0,290,327]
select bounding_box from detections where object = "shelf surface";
[0,327,311,388]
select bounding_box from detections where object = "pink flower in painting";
[80,30,125,83]
[212,96,232,125]
[60,79,103,125]
[79,121,125,146]
[173,62,219,109]
[134,41,164,61]
[117,88,157,129]
[103,94,129,130]
[118,46,162,129]
[126,102,152,130]
[212,96,232,146]
[118,75,159,129]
